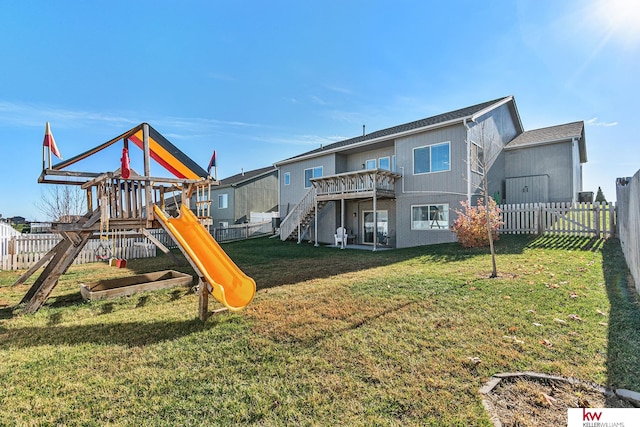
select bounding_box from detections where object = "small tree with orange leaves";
[452,197,503,249]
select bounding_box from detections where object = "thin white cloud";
[310,95,328,106]
[206,72,236,82]
[586,117,618,127]
[325,84,353,95]
[0,100,138,128]
[0,100,261,138]
[158,116,259,130]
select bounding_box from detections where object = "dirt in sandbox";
[484,376,635,427]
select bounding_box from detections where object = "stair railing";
[279,187,317,241]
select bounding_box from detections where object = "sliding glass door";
[362,210,388,244]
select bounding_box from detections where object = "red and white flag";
[207,149,216,175]
[42,122,62,159]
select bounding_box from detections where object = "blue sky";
[1,0,638,221]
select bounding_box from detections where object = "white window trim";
[284,172,291,186]
[392,155,397,172]
[218,193,228,210]
[471,141,484,175]
[304,166,323,189]
[379,156,391,171]
[365,159,376,170]
[410,203,450,230]
[413,141,451,175]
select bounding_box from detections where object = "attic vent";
[363,124,366,136]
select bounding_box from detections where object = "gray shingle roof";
[279,96,513,163]
[505,121,584,149]
[218,166,277,187]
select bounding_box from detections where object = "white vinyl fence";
[499,202,616,238]
[0,223,21,262]
[0,230,174,271]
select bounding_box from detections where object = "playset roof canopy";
[52,123,208,180]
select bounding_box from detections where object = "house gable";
[275,96,519,166]
[503,121,586,203]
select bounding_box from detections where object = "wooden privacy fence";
[499,202,616,238]
[0,230,175,271]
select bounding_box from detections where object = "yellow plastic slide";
[153,204,256,311]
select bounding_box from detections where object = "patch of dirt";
[483,375,634,427]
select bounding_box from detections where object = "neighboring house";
[275,96,587,249]
[211,166,279,227]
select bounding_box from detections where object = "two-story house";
[275,96,587,249]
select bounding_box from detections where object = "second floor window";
[218,194,228,209]
[365,159,376,169]
[379,156,390,171]
[284,172,291,186]
[304,166,323,188]
[414,142,450,174]
[471,142,484,174]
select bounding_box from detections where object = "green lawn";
[0,235,638,426]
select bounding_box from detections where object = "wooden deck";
[312,169,401,201]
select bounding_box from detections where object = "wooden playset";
[15,123,256,320]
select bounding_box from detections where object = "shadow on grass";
[527,235,606,251]
[0,316,229,348]
[220,235,534,290]
[602,238,640,393]
[5,235,536,315]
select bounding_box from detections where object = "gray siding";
[505,175,549,204]
[468,103,520,202]
[209,171,278,225]
[392,123,469,248]
[234,172,278,222]
[505,142,574,202]
[279,154,336,218]
[211,188,235,225]
[396,123,467,196]
[345,147,395,172]
[395,194,463,248]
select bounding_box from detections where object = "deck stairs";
[279,187,328,242]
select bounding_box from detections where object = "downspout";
[463,118,472,204]
[572,137,580,203]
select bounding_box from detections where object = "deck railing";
[312,169,400,198]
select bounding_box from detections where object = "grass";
[0,234,639,426]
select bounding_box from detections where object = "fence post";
[595,203,601,239]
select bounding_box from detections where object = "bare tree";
[466,121,503,278]
[36,185,87,222]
